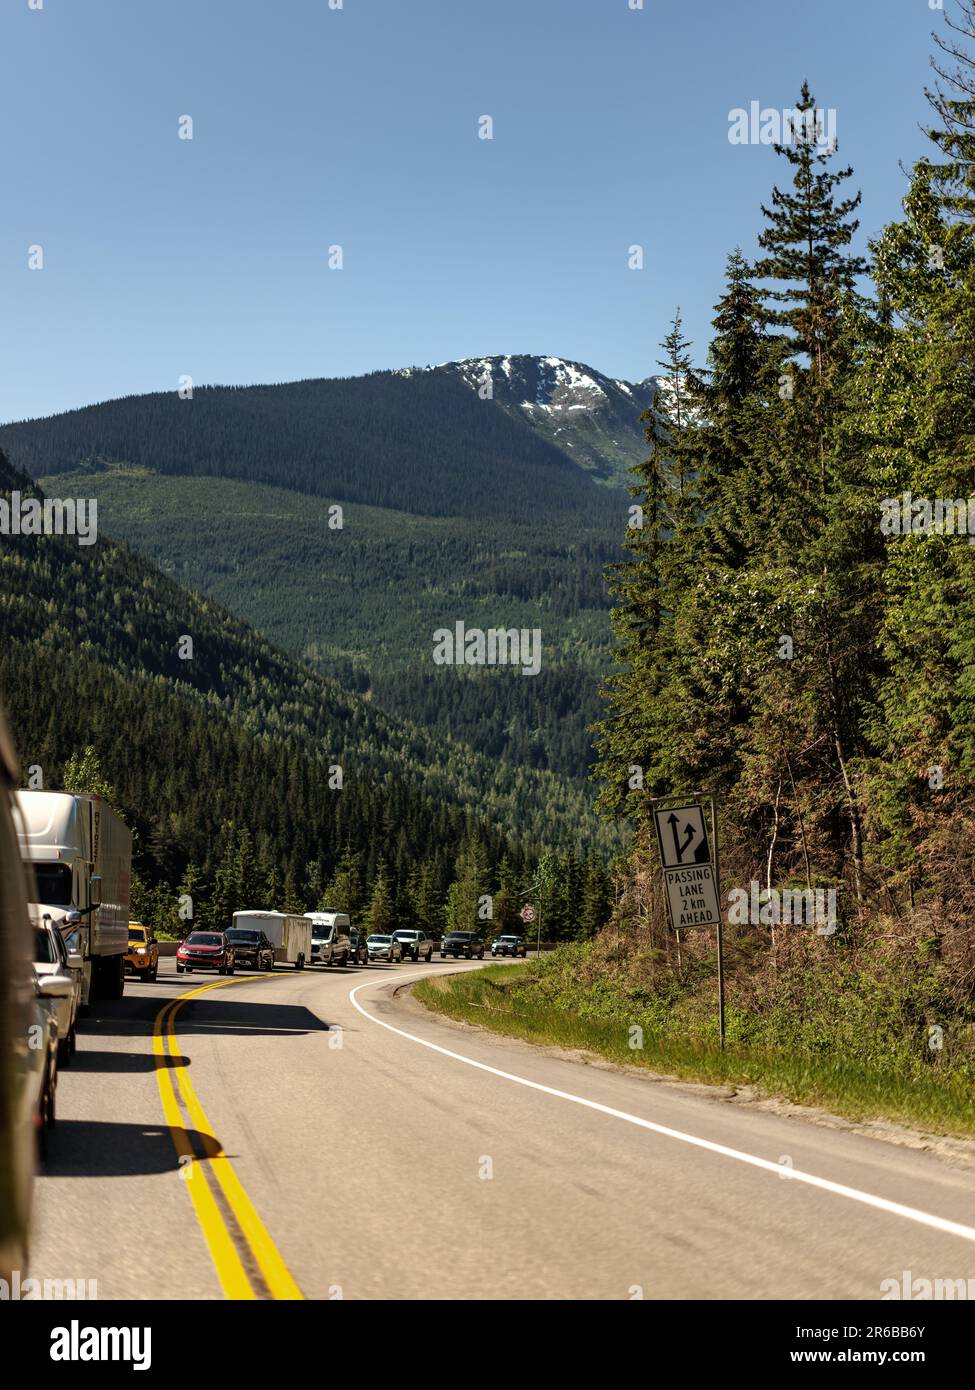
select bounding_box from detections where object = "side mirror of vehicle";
[37,973,74,1000]
[66,952,83,971]
[149,937,158,946]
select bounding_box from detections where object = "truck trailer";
[14,790,132,1005]
[231,910,311,969]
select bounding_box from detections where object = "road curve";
[27,960,975,1300]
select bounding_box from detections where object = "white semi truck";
[14,790,132,1005]
[232,910,311,969]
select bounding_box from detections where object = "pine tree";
[490,855,522,934]
[322,846,367,918]
[62,745,115,800]
[578,855,611,939]
[592,313,701,818]
[444,838,491,933]
[406,860,444,935]
[365,862,396,934]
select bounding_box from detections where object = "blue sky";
[0,0,943,421]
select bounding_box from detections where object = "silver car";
[366,934,403,962]
[33,918,82,1063]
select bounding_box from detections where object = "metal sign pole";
[710,794,725,1050]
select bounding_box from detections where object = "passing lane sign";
[655,804,711,868]
[653,802,722,929]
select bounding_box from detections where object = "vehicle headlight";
[135,947,146,955]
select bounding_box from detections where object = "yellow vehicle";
[124,921,158,982]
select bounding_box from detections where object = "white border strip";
[350,973,975,1246]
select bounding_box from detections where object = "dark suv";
[224,928,275,972]
[441,931,485,960]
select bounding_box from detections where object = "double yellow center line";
[153,974,303,1300]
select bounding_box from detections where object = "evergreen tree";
[365,862,396,934]
[578,854,611,939]
[592,314,700,819]
[62,745,115,801]
[444,838,491,933]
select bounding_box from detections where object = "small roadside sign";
[653,802,722,930]
[520,904,535,923]
[650,794,727,1049]
[661,863,722,930]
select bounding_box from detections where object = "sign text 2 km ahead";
[653,803,722,930]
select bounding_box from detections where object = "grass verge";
[413,964,975,1139]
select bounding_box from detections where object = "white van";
[305,911,352,966]
[231,910,311,970]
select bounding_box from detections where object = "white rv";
[304,910,352,966]
[15,791,132,1005]
[231,910,311,969]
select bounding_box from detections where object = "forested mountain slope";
[1,357,647,782]
[0,451,618,936]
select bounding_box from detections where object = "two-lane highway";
[28,959,975,1299]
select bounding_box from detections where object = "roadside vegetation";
[415,942,975,1138]
[417,49,975,1137]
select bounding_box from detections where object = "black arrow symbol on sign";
[667,813,697,864]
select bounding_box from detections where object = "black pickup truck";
[224,927,275,971]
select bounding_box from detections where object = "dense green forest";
[0,450,613,938]
[589,49,975,1084]
[32,470,616,780]
[0,369,621,521]
[2,360,636,784]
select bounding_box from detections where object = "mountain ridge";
[0,354,659,495]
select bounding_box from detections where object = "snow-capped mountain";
[398,355,663,486]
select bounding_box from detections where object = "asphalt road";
[27,958,975,1300]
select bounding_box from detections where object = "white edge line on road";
[349,971,975,1247]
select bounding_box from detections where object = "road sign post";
[651,793,725,1049]
[520,900,541,958]
[710,795,725,1050]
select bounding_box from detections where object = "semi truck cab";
[14,791,131,1004]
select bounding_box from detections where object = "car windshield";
[368,935,390,944]
[449,932,473,939]
[227,930,258,942]
[32,863,73,907]
[186,933,223,946]
[33,927,56,963]
[129,927,147,942]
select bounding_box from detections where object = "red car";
[176,931,236,975]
